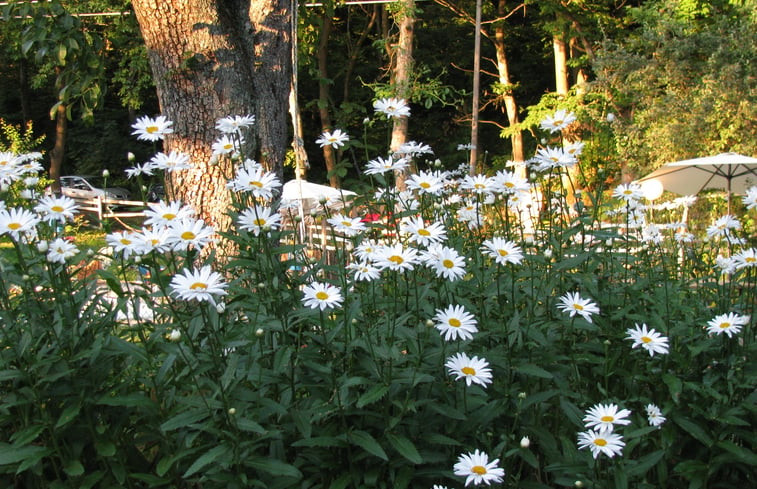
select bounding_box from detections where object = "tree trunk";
[48,102,67,194]
[553,35,569,96]
[317,11,340,188]
[131,0,291,232]
[494,0,524,163]
[389,0,415,187]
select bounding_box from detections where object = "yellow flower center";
[0,160,7,166]
[120,238,132,245]
[505,182,514,188]
[254,219,266,226]
[461,366,476,376]
[418,229,431,236]
[553,119,563,126]
[420,182,431,189]
[443,259,455,269]
[189,282,207,290]
[746,257,756,263]
[224,144,233,150]
[150,239,160,246]
[641,336,652,343]
[389,255,404,264]
[600,416,614,422]
[51,205,64,213]
[7,222,21,230]
[163,213,176,220]
[471,466,487,475]
[550,157,559,162]
[623,189,633,195]
[474,183,485,189]
[181,231,196,240]
[448,318,461,327]
[146,126,158,134]
[497,249,509,257]
[720,322,730,329]
[250,181,263,188]
[594,438,607,447]
[315,291,329,300]
[341,221,352,227]
[573,303,584,311]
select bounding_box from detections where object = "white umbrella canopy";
[281,179,357,213]
[637,153,757,195]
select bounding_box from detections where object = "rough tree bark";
[131,0,291,231]
[388,0,415,188]
[316,11,340,188]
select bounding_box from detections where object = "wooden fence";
[71,196,147,228]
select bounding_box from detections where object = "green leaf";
[627,450,665,477]
[247,458,302,479]
[515,364,554,379]
[356,384,389,408]
[348,430,388,461]
[0,369,22,382]
[328,474,352,489]
[160,409,208,432]
[291,436,347,448]
[55,403,81,429]
[95,441,116,458]
[716,440,757,465]
[385,433,422,464]
[0,442,49,467]
[424,433,461,446]
[10,425,45,446]
[673,416,713,447]
[63,459,84,477]
[235,417,266,434]
[183,444,229,477]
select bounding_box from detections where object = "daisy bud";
[37,240,49,253]
[141,185,148,192]
[540,138,547,144]
[575,482,584,488]
[294,215,302,222]
[351,318,358,325]
[209,154,219,166]
[318,196,328,205]
[255,328,264,337]
[518,392,527,399]
[1,184,8,192]
[425,319,435,328]
[87,249,95,256]
[228,407,236,415]
[544,249,553,258]
[168,329,181,342]
[520,436,531,448]
[606,112,616,122]
[363,117,371,124]
[216,302,226,314]
[134,255,142,264]
[257,282,265,289]
[102,169,110,178]
[127,152,136,161]
[22,274,30,281]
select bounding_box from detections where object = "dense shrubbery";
[0,106,755,489]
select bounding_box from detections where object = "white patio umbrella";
[281,179,356,213]
[637,152,757,212]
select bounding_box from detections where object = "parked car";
[59,175,130,201]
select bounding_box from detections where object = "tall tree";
[130,0,291,230]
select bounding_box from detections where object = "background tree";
[130,0,292,231]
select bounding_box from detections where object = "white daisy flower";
[47,238,79,264]
[481,237,523,266]
[422,244,466,281]
[613,183,644,202]
[364,155,409,175]
[144,200,195,229]
[625,323,669,356]
[539,108,576,133]
[347,261,381,282]
[150,150,192,172]
[237,205,282,236]
[315,129,349,149]
[402,216,446,246]
[645,404,666,427]
[327,213,367,237]
[301,281,344,311]
[215,114,255,134]
[374,244,420,272]
[131,115,173,142]
[492,170,529,194]
[706,312,749,338]
[0,207,40,240]
[227,166,281,199]
[134,226,172,254]
[34,195,78,223]
[170,265,228,306]
[742,186,757,210]
[373,97,411,119]
[445,352,493,388]
[706,214,741,239]
[577,430,625,459]
[453,449,505,486]
[583,403,632,434]
[394,140,433,158]
[434,304,478,341]
[166,217,215,251]
[406,171,443,195]
[733,248,757,269]
[212,135,240,156]
[106,230,140,259]
[557,291,600,323]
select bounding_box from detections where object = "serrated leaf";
[356,384,389,408]
[183,444,229,477]
[386,433,422,464]
[348,430,388,461]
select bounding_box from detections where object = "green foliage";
[0,108,755,488]
[0,118,45,154]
